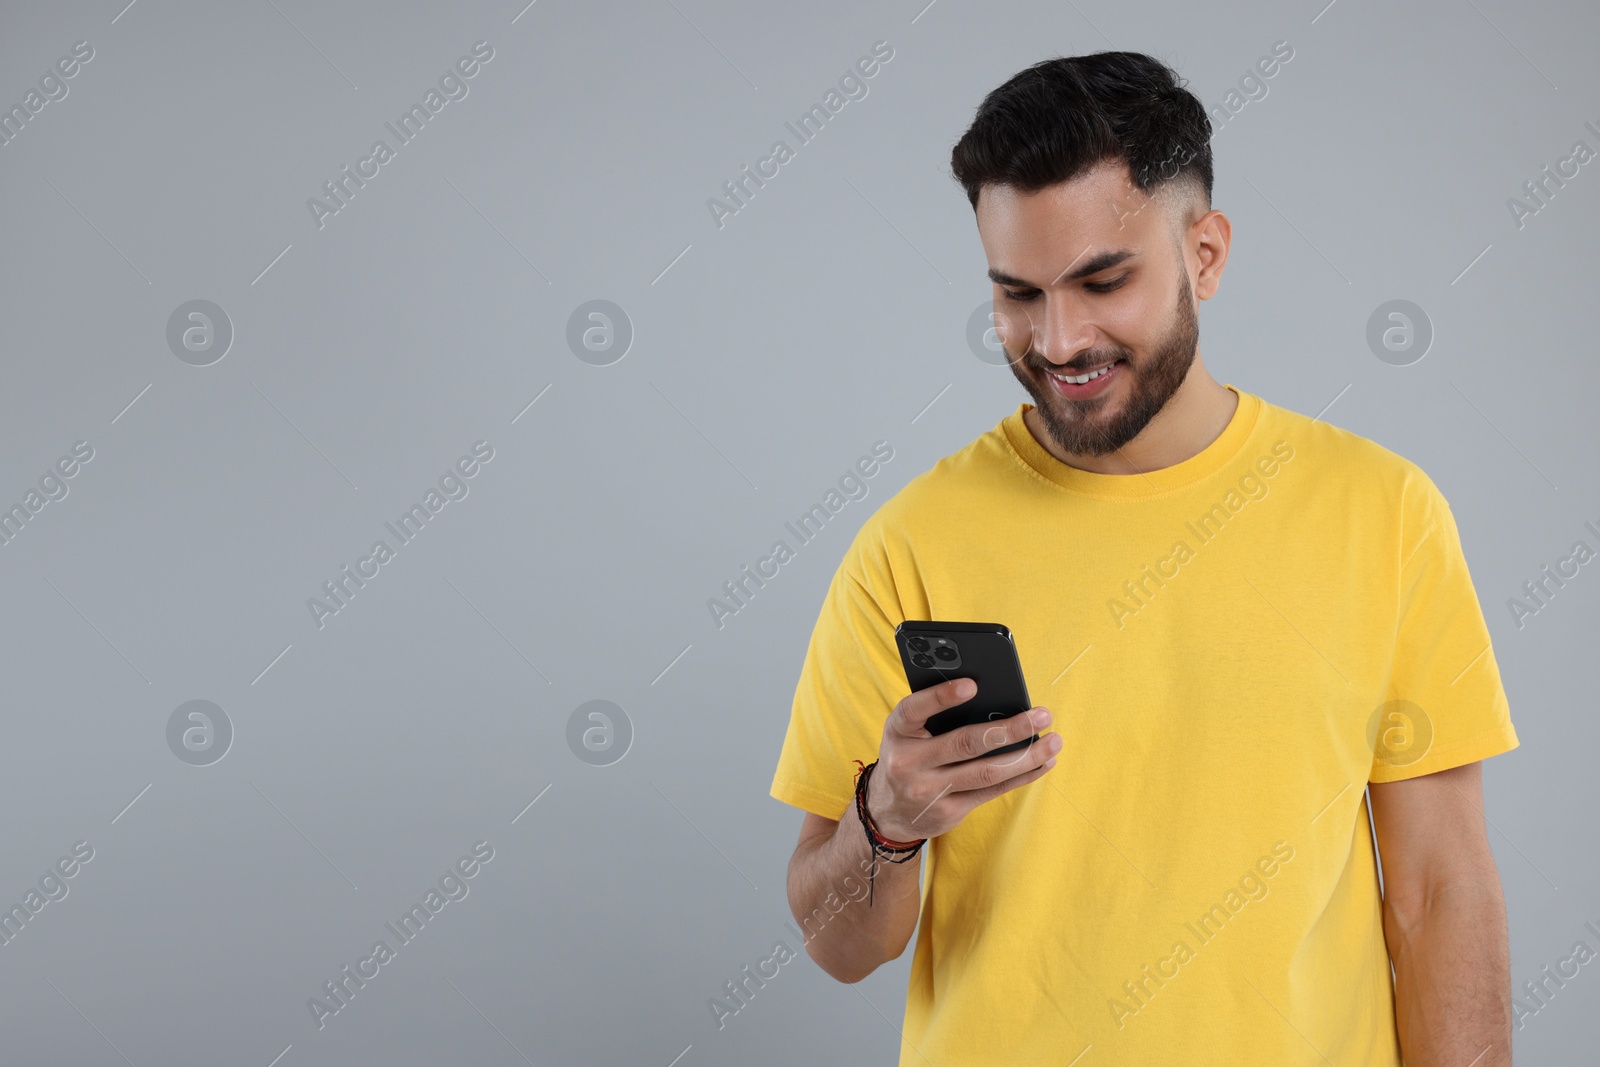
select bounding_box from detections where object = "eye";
[1001,274,1130,300]
[1084,274,1130,293]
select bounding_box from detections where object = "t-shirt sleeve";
[1369,480,1519,783]
[769,524,910,820]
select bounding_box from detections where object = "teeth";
[1051,361,1117,385]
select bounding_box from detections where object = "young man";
[770,51,1518,1065]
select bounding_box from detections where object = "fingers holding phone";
[869,675,1062,844]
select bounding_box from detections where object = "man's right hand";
[864,677,1061,843]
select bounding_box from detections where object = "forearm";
[1385,880,1512,1066]
[786,806,922,984]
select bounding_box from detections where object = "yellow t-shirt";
[769,384,1518,1065]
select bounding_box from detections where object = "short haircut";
[950,51,1213,246]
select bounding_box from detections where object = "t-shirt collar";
[999,383,1261,499]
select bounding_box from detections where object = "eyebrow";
[988,248,1139,289]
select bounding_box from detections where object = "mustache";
[1024,352,1129,375]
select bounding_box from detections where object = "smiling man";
[770,51,1519,1066]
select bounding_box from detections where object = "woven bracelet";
[851,758,926,906]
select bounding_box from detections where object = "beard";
[1006,267,1199,458]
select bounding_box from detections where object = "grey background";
[1,0,1595,1063]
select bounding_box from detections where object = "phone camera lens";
[911,653,935,668]
[909,637,930,652]
[934,647,957,662]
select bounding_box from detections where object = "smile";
[1044,358,1123,400]
[1050,360,1119,385]
[1043,363,1120,383]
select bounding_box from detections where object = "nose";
[1001,292,1098,368]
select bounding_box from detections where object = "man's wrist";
[861,766,924,847]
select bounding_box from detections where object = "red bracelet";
[851,758,926,906]
[852,759,927,848]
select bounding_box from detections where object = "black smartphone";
[893,621,1039,762]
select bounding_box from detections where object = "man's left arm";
[1368,760,1511,1067]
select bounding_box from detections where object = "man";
[769,51,1518,1065]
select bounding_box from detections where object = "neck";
[1022,353,1238,476]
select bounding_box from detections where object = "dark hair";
[950,51,1212,234]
